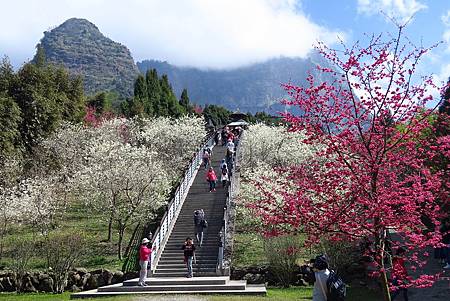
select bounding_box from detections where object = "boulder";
[243,273,265,284]
[85,273,100,290]
[21,275,37,293]
[80,272,91,289]
[112,271,124,284]
[37,273,54,292]
[1,276,16,292]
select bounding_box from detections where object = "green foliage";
[203,104,231,126]
[0,95,22,160]
[264,235,305,288]
[179,88,193,113]
[126,70,187,118]
[87,91,112,114]
[0,56,86,159]
[145,69,161,116]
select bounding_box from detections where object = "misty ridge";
[35,18,332,113]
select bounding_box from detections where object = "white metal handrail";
[218,131,243,273]
[150,134,215,271]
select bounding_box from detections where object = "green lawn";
[0,287,381,301]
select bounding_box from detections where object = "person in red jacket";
[206,167,217,192]
[137,238,155,287]
[390,247,409,301]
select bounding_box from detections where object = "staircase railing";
[217,131,243,275]
[149,133,216,272]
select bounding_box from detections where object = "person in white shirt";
[312,255,330,301]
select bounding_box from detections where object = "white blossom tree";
[238,124,321,231]
[79,139,170,259]
[35,116,206,258]
[136,116,206,180]
[0,157,23,258]
[241,123,318,172]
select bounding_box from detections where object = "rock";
[112,271,124,284]
[75,268,88,276]
[123,271,138,281]
[21,276,37,293]
[80,272,91,289]
[37,273,54,292]
[30,273,40,289]
[243,273,265,284]
[71,285,81,292]
[102,270,113,286]
[1,276,16,292]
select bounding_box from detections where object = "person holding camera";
[311,255,330,301]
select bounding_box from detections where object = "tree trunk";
[380,270,392,301]
[376,228,391,301]
[107,214,113,242]
[118,225,125,260]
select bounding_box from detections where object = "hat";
[142,238,150,244]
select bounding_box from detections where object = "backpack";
[327,270,346,301]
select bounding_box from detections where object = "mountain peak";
[36,18,138,96]
[53,18,100,34]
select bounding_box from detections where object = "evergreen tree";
[88,91,112,114]
[130,74,148,117]
[158,75,171,117]
[145,69,160,116]
[203,104,231,126]
[0,95,22,160]
[66,75,86,122]
[179,88,192,114]
[134,74,148,101]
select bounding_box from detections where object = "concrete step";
[156,263,217,269]
[72,284,267,298]
[159,254,217,259]
[155,268,217,273]
[98,282,246,292]
[158,258,217,263]
[152,272,219,277]
[164,242,219,248]
[123,277,228,286]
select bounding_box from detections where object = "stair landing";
[70,276,266,298]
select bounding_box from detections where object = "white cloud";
[357,0,427,23]
[0,0,344,69]
[442,10,450,27]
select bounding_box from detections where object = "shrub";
[263,235,303,287]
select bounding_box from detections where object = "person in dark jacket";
[182,237,196,278]
[194,210,205,246]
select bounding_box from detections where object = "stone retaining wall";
[0,269,138,293]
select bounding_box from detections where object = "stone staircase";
[71,141,266,298]
[154,143,228,277]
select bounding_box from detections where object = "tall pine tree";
[179,88,192,114]
[145,69,161,117]
[131,74,148,117]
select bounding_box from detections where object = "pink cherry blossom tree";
[251,25,446,301]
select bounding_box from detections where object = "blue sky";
[0,0,449,84]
